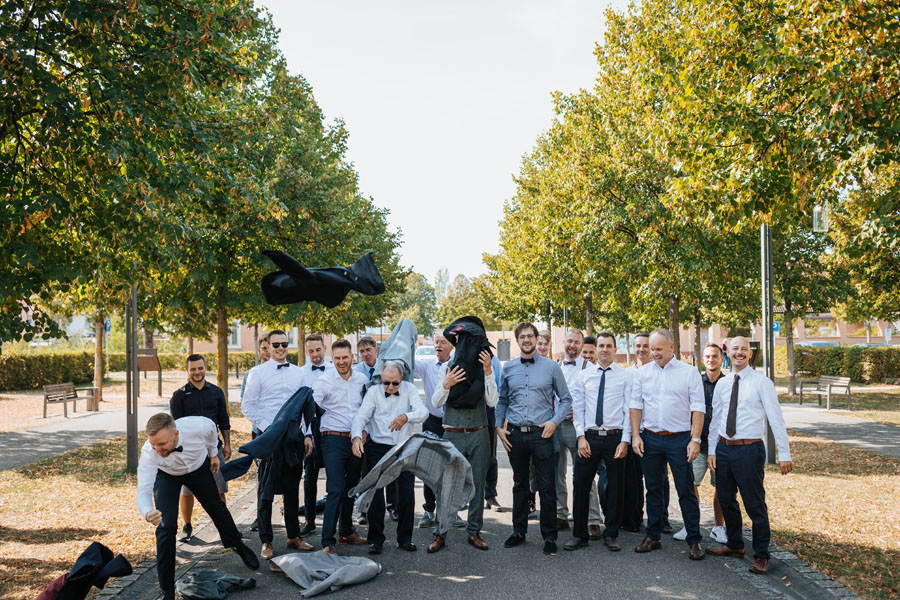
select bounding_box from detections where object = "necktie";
[385,391,399,397]
[277,363,290,370]
[172,446,183,453]
[563,360,576,366]
[312,365,325,371]
[726,374,740,438]
[521,357,535,364]
[595,367,609,428]
[368,367,375,378]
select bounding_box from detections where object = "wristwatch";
[690,437,702,444]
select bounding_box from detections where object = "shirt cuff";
[778,451,791,462]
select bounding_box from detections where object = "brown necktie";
[726,374,740,438]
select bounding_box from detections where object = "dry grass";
[0,416,254,600]
[698,431,900,599]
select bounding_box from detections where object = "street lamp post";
[760,225,777,465]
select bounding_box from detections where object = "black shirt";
[700,372,723,454]
[170,381,231,437]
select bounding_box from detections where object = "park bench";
[799,375,852,410]
[42,382,97,417]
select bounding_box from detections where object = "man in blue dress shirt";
[496,322,573,556]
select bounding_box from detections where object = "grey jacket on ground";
[175,571,256,600]
[271,552,381,597]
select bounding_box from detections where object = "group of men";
[136,323,793,599]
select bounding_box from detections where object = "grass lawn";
[777,382,900,426]
[698,431,900,599]
[0,417,254,600]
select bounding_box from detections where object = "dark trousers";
[574,432,625,539]
[303,429,323,524]
[363,441,414,546]
[257,457,301,543]
[421,414,443,512]
[641,431,701,543]
[596,458,608,515]
[485,406,499,500]
[507,427,557,541]
[154,458,241,592]
[715,439,771,559]
[321,434,362,547]
[622,445,644,529]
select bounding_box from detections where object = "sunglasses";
[270,342,288,349]
[382,380,402,387]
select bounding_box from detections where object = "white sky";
[259,0,629,284]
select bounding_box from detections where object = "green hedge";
[781,345,900,383]
[0,352,95,390]
[107,351,277,372]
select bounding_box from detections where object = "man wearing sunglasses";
[242,329,315,560]
[351,363,428,554]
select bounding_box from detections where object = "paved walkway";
[780,402,900,459]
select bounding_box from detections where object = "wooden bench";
[799,375,852,410]
[42,383,96,417]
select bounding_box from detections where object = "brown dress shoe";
[286,537,314,552]
[749,558,769,574]
[688,543,704,560]
[426,534,446,553]
[634,537,662,553]
[588,525,603,540]
[338,532,367,545]
[556,518,570,530]
[322,545,336,554]
[467,533,489,550]
[705,545,746,558]
[260,542,274,560]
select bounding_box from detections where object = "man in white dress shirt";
[242,329,314,559]
[630,328,706,560]
[351,363,428,554]
[705,336,792,574]
[299,333,334,536]
[565,332,631,552]
[313,338,370,553]
[137,414,258,600]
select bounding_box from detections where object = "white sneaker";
[673,526,687,541]
[710,525,727,544]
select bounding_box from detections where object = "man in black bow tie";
[137,413,258,600]
[298,333,334,536]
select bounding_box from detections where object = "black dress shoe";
[162,589,176,600]
[179,523,192,542]
[504,533,526,548]
[604,536,621,551]
[622,525,641,533]
[368,543,382,555]
[233,543,260,570]
[316,497,327,513]
[397,541,417,551]
[662,520,674,534]
[250,519,259,532]
[298,522,316,536]
[564,537,589,551]
[542,540,558,556]
[390,509,399,522]
[688,543,705,560]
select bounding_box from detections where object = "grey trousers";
[556,419,603,525]
[440,428,490,536]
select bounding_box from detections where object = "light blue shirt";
[354,361,376,380]
[496,355,572,427]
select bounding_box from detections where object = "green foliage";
[389,273,436,336]
[790,346,900,384]
[0,352,94,390]
[435,275,501,330]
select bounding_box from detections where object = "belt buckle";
[597,430,608,436]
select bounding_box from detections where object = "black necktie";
[595,367,610,428]
[385,391,399,397]
[563,360,576,366]
[173,446,183,453]
[521,357,535,364]
[368,367,375,378]
[726,374,740,438]
[312,365,325,371]
[277,363,290,370]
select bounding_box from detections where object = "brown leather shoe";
[467,533,489,550]
[426,534,446,553]
[705,545,746,558]
[337,532,367,545]
[260,542,274,560]
[322,545,336,554]
[634,537,662,553]
[749,558,769,574]
[588,525,603,540]
[286,537,314,552]
[688,543,704,560]
[556,518,569,530]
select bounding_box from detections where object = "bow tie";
[385,391,399,397]
[172,446,183,453]
[521,357,535,364]
[563,360,576,366]
[277,363,290,369]
[312,365,325,371]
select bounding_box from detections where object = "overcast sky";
[259,0,629,285]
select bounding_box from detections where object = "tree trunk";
[668,294,681,359]
[296,323,306,365]
[865,320,872,344]
[253,323,260,365]
[786,304,797,396]
[187,336,194,355]
[94,311,104,403]
[216,302,229,403]
[625,330,631,364]
[584,293,594,336]
[693,309,702,369]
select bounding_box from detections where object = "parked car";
[795,341,841,348]
[850,342,888,348]
[415,345,436,357]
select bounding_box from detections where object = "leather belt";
[645,430,689,436]
[586,428,622,437]
[508,424,542,433]
[321,431,350,437]
[443,425,487,433]
[719,436,762,446]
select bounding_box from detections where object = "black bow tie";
[312,365,325,371]
[521,357,535,364]
[172,446,183,453]
[277,363,290,369]
[563,360,576,366]
[385,391,399,397]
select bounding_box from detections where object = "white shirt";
[241,359,305,432]
[136,416,218,517]
[313,368,369,432]
[559,356,586,385]
[572,362,633,440]
[709,367,792,461]
[432,363,499,413]
[415,356,451,418]
[630,357,705,433]
[352,381,428,445]
[300,361,334,388]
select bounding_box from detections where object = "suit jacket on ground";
[261,251,385,308]
[271,552,381,597]
[37,542,132,600]
[443,316,493,410]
